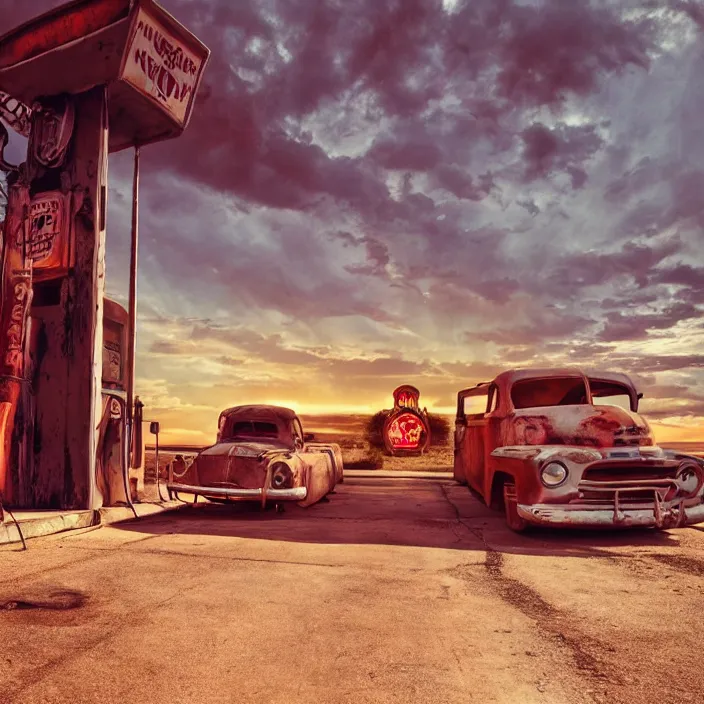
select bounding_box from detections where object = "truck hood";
[512,404,654,449]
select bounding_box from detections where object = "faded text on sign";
[122,7,203,125]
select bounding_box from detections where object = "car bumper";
[517,501,704,529]
[166,482,307,502]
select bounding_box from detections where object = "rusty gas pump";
[0,0,209,510]
[96,297,139,506]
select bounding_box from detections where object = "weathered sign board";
[0,0,210,152]
[120,5,204,126]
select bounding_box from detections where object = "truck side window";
[464,394,489,418]
[487,386,499,413]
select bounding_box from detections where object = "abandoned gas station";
[0,0,209,537]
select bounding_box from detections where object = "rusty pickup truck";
[453,368,704,532]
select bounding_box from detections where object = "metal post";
[126,146,140,424]
[155,425,160,496]
[122,146,140,517]
[126,146,140,449]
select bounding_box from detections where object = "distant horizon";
[148,409,704,447]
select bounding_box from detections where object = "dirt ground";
[2,475,703,703]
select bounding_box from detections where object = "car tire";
[503,481,529,533]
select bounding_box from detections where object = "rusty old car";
[166,405,344,508]
[453,368,704,532]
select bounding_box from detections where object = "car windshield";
[228,421,279,439]
[511,376,588,410]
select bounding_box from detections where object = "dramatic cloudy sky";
[3,0,704,444]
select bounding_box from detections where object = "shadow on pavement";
[113,477,684,559]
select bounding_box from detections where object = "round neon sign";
[387,412,424,449]
[383,411,430,455]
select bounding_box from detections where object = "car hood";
[191,440,293,490]
[200,439,292,457]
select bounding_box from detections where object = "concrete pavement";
[1,476,703,703]
[0,471,446,547]
[0,501,185,546]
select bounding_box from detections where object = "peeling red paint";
[454,368,704,531]
[167,405,343,508]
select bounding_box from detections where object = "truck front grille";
[575,461,680,506]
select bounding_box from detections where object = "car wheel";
[503,481,529,533]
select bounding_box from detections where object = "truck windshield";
[588,379,634,411]
[511,377,588,410]
[228,421,279,438]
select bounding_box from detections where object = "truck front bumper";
[517,500,704,529]
[166,482,307,502]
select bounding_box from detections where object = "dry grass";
[305,430,453,471]
[383,446,453,472]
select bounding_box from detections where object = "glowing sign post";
[0,0,209,510]
[382,385,431,456]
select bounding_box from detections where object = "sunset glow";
[5,0,703,449]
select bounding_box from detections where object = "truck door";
[454,385,490,490]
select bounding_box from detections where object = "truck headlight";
[541,462,568,487]
[677,461,703,497]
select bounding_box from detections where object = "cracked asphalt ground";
[1,477,703,704]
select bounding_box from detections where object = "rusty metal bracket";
[0,374,32,387]
[262,463,274,510]
[27,95,75,172]
[675,499,686,528]
[0,92,32,138]
[653,489,664,528]
[613,489,625,523]
[0,122,20,174]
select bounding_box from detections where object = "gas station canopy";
[0,0,210,152]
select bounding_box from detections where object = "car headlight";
[541,462,568,487]
[270,462,293,489]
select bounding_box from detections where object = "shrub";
[427,414,451,446]
[341,445,385,470]
[365,411,388,449]
[337,437,358,450]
